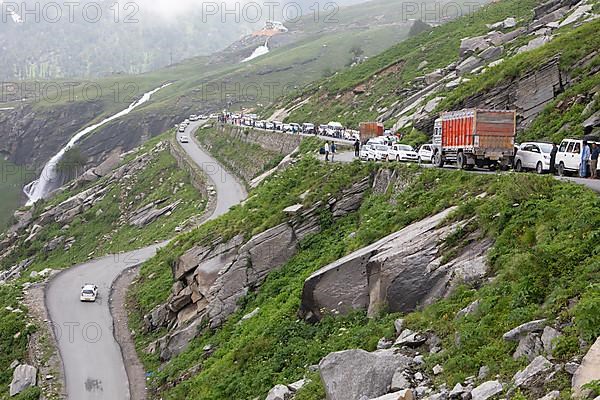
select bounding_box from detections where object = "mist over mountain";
[0,0,367,80]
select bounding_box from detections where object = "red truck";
[432,109,516,170]
[359,122,384,143]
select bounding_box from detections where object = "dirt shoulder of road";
[25,280,66,399]
[110,266,147,400]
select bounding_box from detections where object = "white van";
[555,139,599,176]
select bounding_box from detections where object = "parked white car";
[388,144,418,162]
[80,284,98,302]
[178,125,186,132]
[554,138,599,176]
[514,142,553,174]
[372,144,390,161]
[418,144,434,163]
[265,121,275,130]
[359,144,376,161]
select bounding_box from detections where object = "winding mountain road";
[45,120,246,400]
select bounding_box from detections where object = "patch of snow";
[242,39,270,63]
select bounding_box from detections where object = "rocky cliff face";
[144,175,372,361]
[299,207,493,321]
[0,100,178,178]
[0,102,103,168]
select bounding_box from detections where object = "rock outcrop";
[319,349,412,400]
[10,364,37,396]
[299,208,493,321]
[145,176,372,359]
[572,336,600,398]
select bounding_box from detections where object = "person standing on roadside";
[590,143,599,179]
[331,141,337,162]
[550,143,558,174]
[354,139,360,157]
[580,140,591,178]
[324,141,330,162]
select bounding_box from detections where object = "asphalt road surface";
[46,121,246,400]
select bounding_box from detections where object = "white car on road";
[360,144,376,161]
[80,284,98,302]
[179,136,189,143]
[417,144,434,163]
[388,144,418,162]
[514,142,553,174]
[372,144,390,161]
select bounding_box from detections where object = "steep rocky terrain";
[0,131,212,399]
[269,0,600,144]
[129,145,600,400]
[0,0,465,212]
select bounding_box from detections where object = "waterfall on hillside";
[242,38,270,63]
[23,83,172,205]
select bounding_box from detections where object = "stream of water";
[23,82,172,205]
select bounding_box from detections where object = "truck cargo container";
[359,122,384,143]
[432,109,516,170]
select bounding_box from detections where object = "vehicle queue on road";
[180,111,600,179]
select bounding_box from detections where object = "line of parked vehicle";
[359,137,600,178]
[184,109,599,177]
[177,113,221,143]
[223,112,362,141]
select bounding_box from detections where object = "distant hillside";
[267,0,600,145]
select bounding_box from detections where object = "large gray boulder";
[572,336,600,398]
[503,319,547,341]
[541,326,561,355]
[9,364,37,396]
[457,56,485,76]
[479,46,504,61]
[300,208,492,321]
[513,356,553,388]
[471,380,502,400]
[265,384,293,400]
[513,333,543,361]
[319,349,412,400]
[459,36,489,57]
[207,222,298,328]
[156,317,204,361]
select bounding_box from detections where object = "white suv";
[514,142,553,174]
[555,139,598,176]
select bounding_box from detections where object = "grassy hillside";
[0,131,209,400]
[266,0,537,125]
[0,160,27,230]
[130,152,600,399]
[268,0,600,146]
[0,133,205,275]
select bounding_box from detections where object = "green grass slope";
[269,0,600,146]
[0,133,205,275]
[130,150,600,399]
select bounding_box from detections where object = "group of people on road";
[579,140,600,179]
[579,141,600,179]
[323,141,337,162]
